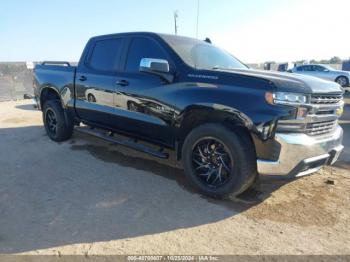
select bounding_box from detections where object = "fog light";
[296,107,308,119]
[336,107,343,117]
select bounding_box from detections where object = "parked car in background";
[291,64,350,87]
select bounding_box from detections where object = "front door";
[112,36,176,146]
[313,65,332,81]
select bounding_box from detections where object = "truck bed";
[34,63,77,108]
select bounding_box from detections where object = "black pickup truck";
[34,32,344,198]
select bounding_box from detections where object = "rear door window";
[303,65,313,71]
[89,38,123,72]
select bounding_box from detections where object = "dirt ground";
[0,98,349,255]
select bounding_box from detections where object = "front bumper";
[257,125,344,177]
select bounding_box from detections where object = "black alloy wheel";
[182,123,257,198]
[192,137,233,189]
[42,100,74,142]
[45,108,57,136]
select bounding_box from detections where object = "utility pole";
[196,0,199,38]
[174,10,179,35]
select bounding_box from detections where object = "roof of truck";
[90,32,196,42]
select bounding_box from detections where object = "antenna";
[196,0,200,38]
[174,10,179,35]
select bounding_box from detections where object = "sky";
[1,0,349,63]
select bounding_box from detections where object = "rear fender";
[39,85,72,109]
[39,85,75,125]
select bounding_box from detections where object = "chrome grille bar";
[311,94,343,104]
[306,120,337,136]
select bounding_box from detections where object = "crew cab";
[33,32,344,198]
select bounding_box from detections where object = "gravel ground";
[0,99,349,255]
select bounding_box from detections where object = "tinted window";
[302,65,313,71]
[89,38,122,72]
[126,37,167,72]
[314,65,326,71]
[296,66,303,71]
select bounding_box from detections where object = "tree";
[319,59,329,64]
[329,56,342,64]
[294,60,307,65]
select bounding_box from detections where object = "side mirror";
[140,58,169,73]
[139,58,173,83]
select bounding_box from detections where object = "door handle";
[116,80,129,86]
[79,75,87,81]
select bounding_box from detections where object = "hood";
[217,68,343,94]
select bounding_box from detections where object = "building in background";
[342,60,350,71]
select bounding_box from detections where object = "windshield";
[160,35,247,70]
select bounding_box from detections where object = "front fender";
[176,103,256,131]
[175,103,286,162]
[174,103,282,161]
[175,103,281,142]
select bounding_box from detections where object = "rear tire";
[182,124,257,199]
[336,76,349,87]
[43,100,74,142]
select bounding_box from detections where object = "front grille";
[311,94,343,104]
[306,120,337,136]
[276,93,342,136]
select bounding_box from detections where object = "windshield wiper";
[212,66,235,70]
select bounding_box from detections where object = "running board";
[75,127,169,159]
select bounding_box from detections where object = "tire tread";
[43,100,74,142]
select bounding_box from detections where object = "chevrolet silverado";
[33,32,344,198]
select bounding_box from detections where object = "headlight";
[265,92,308,105]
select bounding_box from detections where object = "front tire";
[336,76,349,87]
[43,100,74,142]
[87,94,96,102]
[182,124,257,199]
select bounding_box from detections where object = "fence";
[0,62,34,102]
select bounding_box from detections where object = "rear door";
[112,36,176,146]
[75,37,124,128]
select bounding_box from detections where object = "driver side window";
[315,65,326,72]
[125,37,168,72]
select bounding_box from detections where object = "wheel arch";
[175,104,257,161]
[39,86,62,110]
[39,86,76,126]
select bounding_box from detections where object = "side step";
[75,127,169,159]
